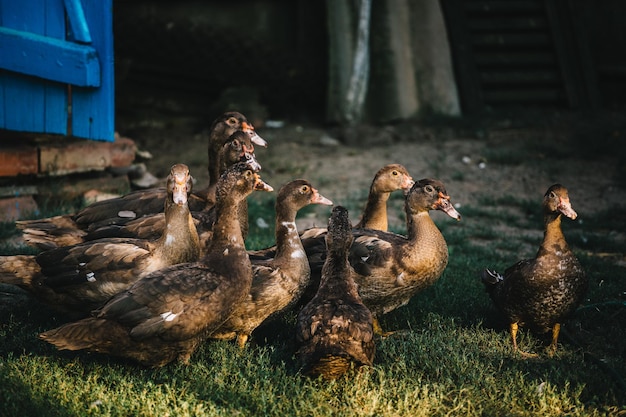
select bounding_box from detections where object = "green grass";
[1,185,625,416]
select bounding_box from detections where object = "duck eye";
[425,185,434,193]
[392,170,398,176]
[301,185,310,193]
[549,191,556,198]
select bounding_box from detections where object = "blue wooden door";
[0,0,114,141]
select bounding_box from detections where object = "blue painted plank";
[44,0,70,135]
[0,27,101,87]
[63,0,92,43]
[71,0,114,141]
[1,0,47,134]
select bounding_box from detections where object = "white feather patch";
[165,234,175,246]
[86,272,96,282]
[281,221,296,232]
[160,311,178,322]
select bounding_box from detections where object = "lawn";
[1,153,625,416]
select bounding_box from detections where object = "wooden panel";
[43,0,70,135]
[440,0,600,111]
[1,0,47,133]
[63,0,92,43]
[0,0,113,141]
[70,0,115,141]
[0,27,101,87]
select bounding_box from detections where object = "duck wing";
[96,262,231,341]
[36,238,155,290]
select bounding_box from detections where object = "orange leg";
[372,317,396,337]
[510,322,537,358]
[548,323,560,357]
[510,322,520,351]
[236,333,249,349]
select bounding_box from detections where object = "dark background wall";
[113,0,626,125]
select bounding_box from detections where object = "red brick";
[0,146,39,176]
[39,135,136,175]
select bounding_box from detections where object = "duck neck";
[273,206,302,260]
[207,153,220,187]
[319,246,358,297]
[358,191,390,230]
[155,200,200,264]
[537,214,570,257]
[406,210,437,242]
[208,198,247,256]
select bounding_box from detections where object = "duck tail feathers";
[481,268,503,286]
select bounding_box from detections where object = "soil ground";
[116,109,626,257]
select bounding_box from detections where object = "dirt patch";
[121,113,626,231]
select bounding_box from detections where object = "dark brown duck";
[296,206,375,380]
[481,184,587,356]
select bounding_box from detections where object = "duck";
[17,111,266,250]
[296,206,375,380]
[249,164,414,305]
[354,164,414,231]
[481,184,587,356]
[0,164,201,316]
[83,130,261,248]
[39,162,273,367]
[210,179,333,347]
[301,178,461,335]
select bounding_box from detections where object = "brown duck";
[301,178,461,334]
[210,179,333,347]
[481,184,587,356]
[252,164,414,307]
[0,164,200,315]
[39,162,273,367]
[17,111,265,250]
[354,163,414,231]
[296,206,375,380]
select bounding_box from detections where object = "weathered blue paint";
[0,0,114,141]
[0,27,100,86]
[70,0,114,141]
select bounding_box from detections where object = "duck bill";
[253,174,273,192]
[311,188,333,206]
[172,181,189,205]
[402,175,415,195]
[240,147,262,172]
[241,121,267,147]
[436,193,461,221]
[558,197,577,220]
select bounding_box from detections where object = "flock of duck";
[0,111,588,378]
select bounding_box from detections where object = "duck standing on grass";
[271,164,414,309]
[211,179,333,347]
[481,184,587,357]
[0,164,200,316]
[301,179,461,335]
[296,206,375,380]
[40,163,273,367]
